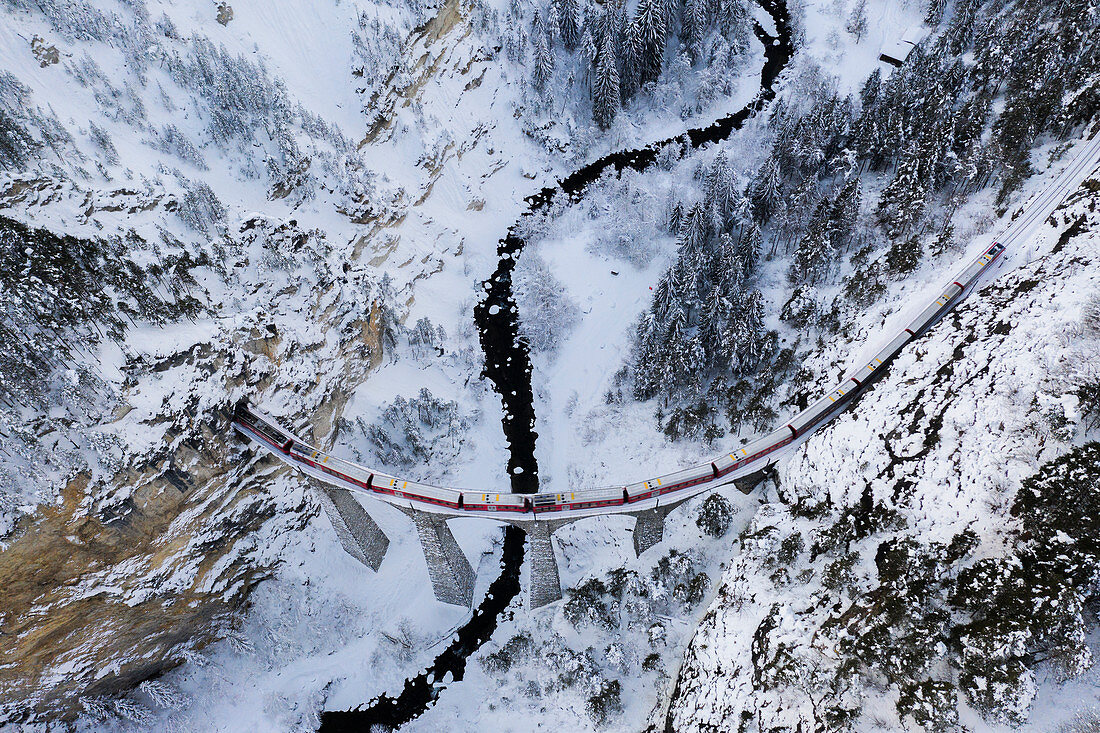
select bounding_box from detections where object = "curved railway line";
[236,242,1002,517]
[234,124,1100,527]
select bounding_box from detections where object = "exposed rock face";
[30,36,60,67]
[0,281,390,723]
[0,449,307,721]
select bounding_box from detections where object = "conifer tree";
[739,224,763,273]
[532,11,554,93]
[684,0,710,62]
[787,175,820,239]
[704,152,737,219]
[593,36,621,129]
[859,67,881,112]
[829,177,861,248]
[790,199,833,285]
[716,0,748,45]
[581,28,598,69]
[748,156,782,224]
[944,0,981,52]
[679,201,710,257]
[619,16,641,99]
[557,0,581,51]
[633,0,667,86]
[925,0,946,26]
[846,0,868,41]
[878,142,930,241]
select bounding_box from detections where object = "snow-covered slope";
[665,163,1100,731]
[1,0,1097,725]
[0,0,547,722]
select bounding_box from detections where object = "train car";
[384,476,461,508]
[709,426,789,480]
[622,479,654,502]
[909,283,964,334]
[461,491,528,513]
[747,427,796,459]
[903,242,1002,338]
[712,452,737,476]
[634,464,716,501]
[789,378,857,436]
[862,332,911,379]
[288,443,362,488]
[311,452,375,490]
[955,257,984,285]
[234,409,294,452]
[958,241,1004,282]
[561,485,628,511]
[532,492,564,512]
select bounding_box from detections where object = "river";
[320,0,792,727]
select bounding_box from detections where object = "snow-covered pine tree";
[581,27,598,70]
[715,231,746,289]
[557,0,581,51]
[683,0,710,62]
[704,152,738,220]
[592,35,621,129]
[678,201,711,265]
[846,0,868,41]
[714,286,768,388]
[790,198,832,285]
[504,0,529,63]
[634,269,695,401]
[532,11,554,93]
[785,174,821,244]
[0,107,37,170]
[949,97,991,188]
[632,0,667,86]
[680,228,711,304]
[748,155,782,224]
[715,0,749,47]
[829,176,861,248]
[877,141,931,240]
[619,13,641,99]
[700,261,735,370]
[545,0,560,41]
[738,224,763,273]
[925,0,947,25]
[665,197,685,233]
[859,67,881,112]
[944,0,982,53]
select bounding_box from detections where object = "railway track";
[234,127,1100,524]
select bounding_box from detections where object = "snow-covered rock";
[666,173,1100,732]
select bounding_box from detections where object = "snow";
[524,224,679,489]
[665,149,1100,732]
[797,0,925,90]
[2,0,1099,726]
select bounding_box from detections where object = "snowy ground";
[665,149,1100,732]
[3,0,1097,727]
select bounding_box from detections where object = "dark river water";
[320,0,793,727]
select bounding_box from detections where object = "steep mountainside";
[0,0,1097,727]
[666,172,1100,731]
